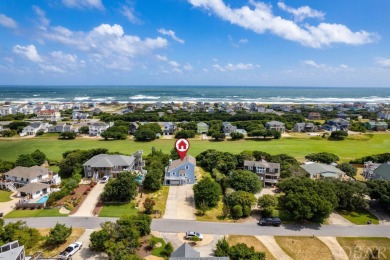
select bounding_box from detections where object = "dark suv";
[258,217,282,226]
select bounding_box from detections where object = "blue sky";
[0,0,389,86]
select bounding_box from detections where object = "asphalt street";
[5,217,390,237]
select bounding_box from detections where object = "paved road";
[5,217,390,237]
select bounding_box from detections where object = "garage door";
[170,180,180,185]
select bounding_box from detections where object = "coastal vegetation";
[1,132,390,162]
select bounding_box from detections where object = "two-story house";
[364,161,390,180]
[19,122,51,136]
[83,151,144,179]
[244,160,280,187]
[89,122,113,136]
[129,122,139,135]
[324,118,349,131]
[293,122,315,132]
[163,122,177,135]
[197,122,209,134]
[265,121,285,133]
[36,110,61,121]
[365,121,388,131]
[307,112,321,120]
[222,122,237,135]
[164,155,196,185]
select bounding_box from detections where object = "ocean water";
[0,85,389,104]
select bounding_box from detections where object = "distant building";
[293,122,315,132]
[300,162,346,179]
[89,122,113,136]
[265,121,285,133]
[377,111,390,120]
[244,160,280,187]
[19,122,51,136]
[164,155,196,185]
[163,122,177,135]
[364,121,388,131]
[197,122,209,134]
[37,109,61,121]
[222,122,237,135]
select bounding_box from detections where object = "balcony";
[264,178,278,184]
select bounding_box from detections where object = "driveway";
[256,236,292,260]
[163,185,196,220]
[71,183,105,217]
[72,229,107,260]
[317,236,349,260]
[0,192,19,216]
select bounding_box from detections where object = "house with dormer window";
[164,155,196,185]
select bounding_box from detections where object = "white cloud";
[13,45,43,63]
[120,5,142,24]
[155,55,168,62]
[303,59,353,72]
[188,0,378,48]
[33,6,50,30]
[62,0,104,10]
[0,14,17,29]
[41,23,168,71]
[376,57,390,69]
[169,60,180,67]
[213,62,255,72]
[277,2,325,22]
[158,28,185,44]
[238,38,248,44]
[183,63,193,71]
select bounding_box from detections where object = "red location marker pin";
[175,138,190,160]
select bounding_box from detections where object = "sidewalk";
[71,183,105,217]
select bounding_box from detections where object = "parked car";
[101,176,110,183]
[58,242,82,259]
[185,231,204,241]
[258,217,282,226]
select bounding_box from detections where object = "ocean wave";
[129,95,161,100]
[33,94,40,97]
[74,97,90,101]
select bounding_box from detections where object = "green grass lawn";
[4,208,68,218]
[98,202,138,217]
[337,209,379,225]
[150,236,167,257]
[0,190,12,202]
[1,133,390,162]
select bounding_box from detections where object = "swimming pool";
[37,195,48,204]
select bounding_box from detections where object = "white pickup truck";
[58,242,83,259]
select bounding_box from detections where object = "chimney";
[169,159,172,166]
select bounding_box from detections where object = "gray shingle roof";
[244,160,280,171]
[167,155,196,172]
[170,243,200,258]
[300,162,345,177]
[17,183,50,194]
[373,163,390,180]
[5,166,50,179]
[83,154,135,168]
[266,121,285,126]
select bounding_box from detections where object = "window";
[185,166,189,170]
[256,167,265,174]
[269,168,274,173]
[248,166,253,170]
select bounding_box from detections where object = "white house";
[16,183,51,199]
[19,122,51,136]
[3,166,56,187]
[37,110,61,121]
[89,122,113,136]
[0,106,13,116]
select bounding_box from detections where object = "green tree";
[175,130,195,139]
[194,177,222,208]
[15,154,36,167]
[79,125,89,134]
[305,152,340,164]
[329,179,368,211]
[337,162,357,177]
[330,130,348,140]
[143,198,156,214]
[258,194,278,209]
[59,132,77,139]
[227,191,257,209]
[90,222,113,252]
[0,159,15,173]
[142,169,162,191]
[2,221,41,249]
[229,170,262,194]
[230,132,244,140]
[211,131,225,141]
[101,171,138,202]
[215,237,230,257]
[31,149,46,165]
[231,205,243,219]
[46,223,72,246]
[101,126,128,140]
[0,129,16,137]
[229,243,266,260]
[134,128,156,141]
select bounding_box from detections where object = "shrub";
[144,198,156,214]
[242,205,251,217]
[231,205,243,219]
[46,223,72,246]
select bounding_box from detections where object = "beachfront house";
[83,151,144,179]
[164,155,196,185]
[300,162,346,179]
[307,112,321,120]
[19,122,51,136]
[265,121,285,133]
[244,160,281,187]
[72,110,90,120]
[89,122,113,136]
[293,122,315,132]
[197,122,209,134]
